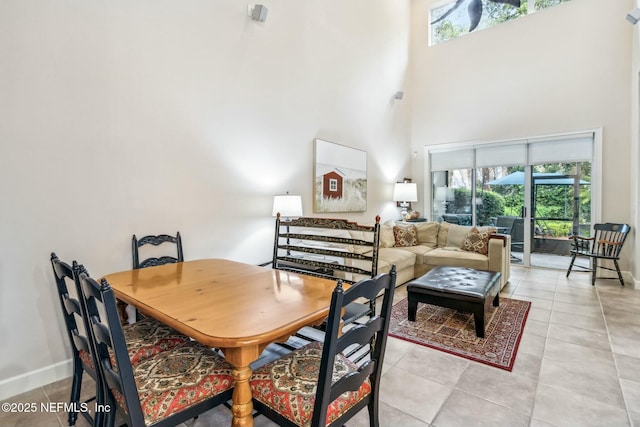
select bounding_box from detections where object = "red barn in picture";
[322,169,344,199]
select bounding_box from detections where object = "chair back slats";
[78,272,146,426]
[585,223,630,258]
[312,266,396,427]
[592,223,630,258]
[567,223,631,286]
[132,231,184,269]
[272,216,381,285]
[328,361,376,402]
[50,253,102,427]
[272,216,382,326]
[62,296,83,318]
[250,266,396,427]
[335,318,383,356]
[50,255,93,367]
[70,330,92,355]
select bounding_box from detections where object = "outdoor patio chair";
[566,223,630,286]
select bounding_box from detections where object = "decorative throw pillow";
[393,225,418,247]
[461,227,495,255]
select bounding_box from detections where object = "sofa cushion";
[461,227,495,255]
[377,247,416,272]
[415,222,439,247]
[379,221,396,248]
[422,247,489,271]
[446,224,470,248]
[393,225,418,247]
[397,244,436,265]
[347,230,376,254]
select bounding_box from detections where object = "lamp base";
[398,201,411,220]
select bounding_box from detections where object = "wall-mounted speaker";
[251,5,268,22]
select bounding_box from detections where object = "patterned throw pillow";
[461,227,495,255]
[393,225,418,247]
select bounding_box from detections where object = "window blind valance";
[430,149,474,172]
[429,133,593,170]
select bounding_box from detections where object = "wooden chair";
[50,253,101,427]
[272,215,381,326]
[126,232,184,323]
[52,254,194,424]
[566,223,631,286]
[249,266,396,427]
[132,232,184,269]
[78,271,235,427]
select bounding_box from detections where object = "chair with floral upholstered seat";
[132,232,184,269]
[51,254,193,426]
[50,253,102,427]
[78,270,234,427]
[250,265,396,427]
[123,232,184,323]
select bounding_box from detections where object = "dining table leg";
[223,346,260,427]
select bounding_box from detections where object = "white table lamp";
[392,182,418,218]
[272,194,303,220]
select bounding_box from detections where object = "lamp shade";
[272,195,303,217]
[392,182,418,202]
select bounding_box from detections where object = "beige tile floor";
[2,266,640,427]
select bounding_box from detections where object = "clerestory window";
[430,0,572,46]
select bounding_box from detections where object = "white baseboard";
[0,359,72,401]
[631,272,640,289]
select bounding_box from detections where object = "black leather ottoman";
[407,266,502,338]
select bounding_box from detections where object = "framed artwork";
[314,139,367,213]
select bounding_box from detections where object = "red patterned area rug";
[388,297,531,371]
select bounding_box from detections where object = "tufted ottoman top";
[407,266,501,299]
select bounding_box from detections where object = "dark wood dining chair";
[271,216,381,327]
[132,232,184,269]
[50,253,101,427]
[125,232,184,322]
[566,223,631,286]
[249,265,396,427]
[78,271,235,427]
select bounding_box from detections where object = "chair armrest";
[488,234,511,288]
[489,233,508,247]
[569,235,595,241]
[598,239,623,246]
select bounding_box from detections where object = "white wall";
[0,0,412,398]
[632,0,640,285]
[410,0,635,271]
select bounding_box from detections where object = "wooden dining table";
[102,258,339,427]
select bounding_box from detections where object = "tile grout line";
[596,282,635,427]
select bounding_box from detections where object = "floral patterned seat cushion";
[111,340,233,425]
[119,318,191,365]
[78,348,94,370]
[249,342,371,427]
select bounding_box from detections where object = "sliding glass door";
[529,162,591,268]
[428,132,594,269]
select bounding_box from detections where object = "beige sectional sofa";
[374,221,511,289]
